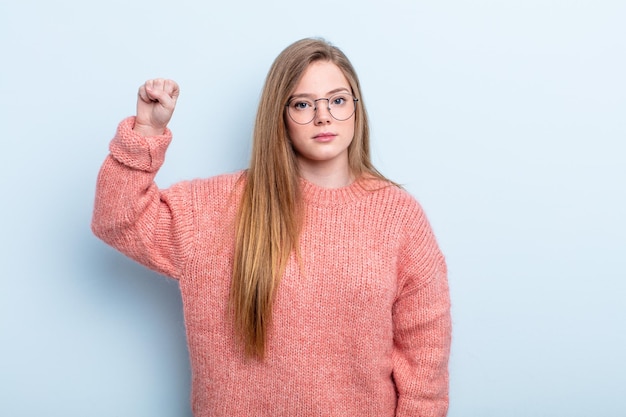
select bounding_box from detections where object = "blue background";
[1,1,625,415]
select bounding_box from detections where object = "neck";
[297,159,354,189]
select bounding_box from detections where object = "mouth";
[314,132,337,142]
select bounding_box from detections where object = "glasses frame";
[285,94,359,125]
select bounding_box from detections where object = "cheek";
[286,120,309,144]
[345,120,356,141]
[285,117,298,141]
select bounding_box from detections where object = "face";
[285,61,356,175]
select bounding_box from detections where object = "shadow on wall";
[80,235,192,412]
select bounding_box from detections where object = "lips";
[313,132,336,142]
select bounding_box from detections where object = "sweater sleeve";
[91,117,195,280]
[392,202,451,417]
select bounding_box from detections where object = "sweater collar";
[300,175,383,207]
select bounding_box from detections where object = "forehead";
[292,61,351,96]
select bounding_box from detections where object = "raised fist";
[134,78,180,136]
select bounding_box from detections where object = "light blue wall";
[2,1,625,416]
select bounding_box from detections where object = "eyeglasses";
[285,93,358,125]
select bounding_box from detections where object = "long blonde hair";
[231,38,389,358]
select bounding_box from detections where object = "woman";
[92,37,451,416]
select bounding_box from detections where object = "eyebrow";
[289,87,351,99]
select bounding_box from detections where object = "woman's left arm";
[392,203,451,417]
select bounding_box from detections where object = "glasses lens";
[328,93,356,121]
[287,98,315,124]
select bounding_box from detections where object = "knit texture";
[92,117,451,417]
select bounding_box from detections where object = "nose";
[314,100,332,125]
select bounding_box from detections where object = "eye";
[331,95,348,106]
[291,100,313,111]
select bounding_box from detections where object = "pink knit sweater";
[92,117,451,417]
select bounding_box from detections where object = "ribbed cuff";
[109,116,173,172]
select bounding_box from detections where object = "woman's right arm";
[91,79,194,279]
